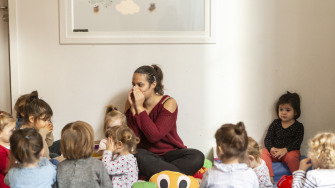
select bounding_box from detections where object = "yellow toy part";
[149,170,199,188]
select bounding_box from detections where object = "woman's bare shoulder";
[163,97,177,113]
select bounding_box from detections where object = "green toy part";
[132,182,157,188]
[203,159,213,169]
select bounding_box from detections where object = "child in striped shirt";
[292,132,335,188]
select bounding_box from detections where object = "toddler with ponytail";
[200,122,258,188]
[4,128,56,188]
[102,125,139,188]
[98,105,127,152]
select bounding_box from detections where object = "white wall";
[9,0,335,158]
[0,0,11,113]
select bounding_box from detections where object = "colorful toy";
[132,182,157,188]
[203,159,213,169]
[150,171,199,188]
[193,167,207,179]
[277,175,293,188]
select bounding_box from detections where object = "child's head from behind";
[61,121,94,160]
[23,91,53,130]
[308,132,335,169]
[104,105,127,133]
[247,137,261,168]
[0,111,16,145]
[215,122,248,161]
[105,126,139,154]
[10,128,43,164]
[14,93,29,118]
[276,91,301,120]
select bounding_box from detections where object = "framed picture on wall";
[59,0,215,44]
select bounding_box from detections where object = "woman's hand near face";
[132,86,145,113]
[127,89,136,115]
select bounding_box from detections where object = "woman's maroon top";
[126,95,186,155]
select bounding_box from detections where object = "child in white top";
[292,132,335,188]
[102,125,139,188]
[200,122,258,188]
[98,105,127,151]
[247,137,273,188]
[4,128,56,188]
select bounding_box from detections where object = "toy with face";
[149,171,199,188]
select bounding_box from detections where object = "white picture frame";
[59,0,215,44]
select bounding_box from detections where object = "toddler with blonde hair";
[292,132,335,187]
[98,105,127,152]
[247,137,273,187]
[0,111,16,188]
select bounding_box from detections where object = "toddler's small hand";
[106,137,116,152]
[274,148,287,159]
[299,158,312,171]
[270,147,278,157]
[46,122,53,133]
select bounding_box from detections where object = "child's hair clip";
[25,136,30,139]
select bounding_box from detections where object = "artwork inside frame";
[59,0,215,44]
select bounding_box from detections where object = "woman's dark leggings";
[135,148,205,179]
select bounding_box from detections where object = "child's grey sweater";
[56,157,112,188]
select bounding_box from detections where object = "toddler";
[20,91,55,159]
[13,92,29,128]
[56,121,112,188]
[292,132,335,187]
[247,137,273,187]
[261,91,304,183]
[102,125,139,188]
[199,122,258,188]
[0,111,16,188]
[99,105,127,152]
[4,128,56,187]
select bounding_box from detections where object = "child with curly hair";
[102,125,139,188]
[292,132,335,187]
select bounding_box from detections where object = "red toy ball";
[277,175,293,188]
